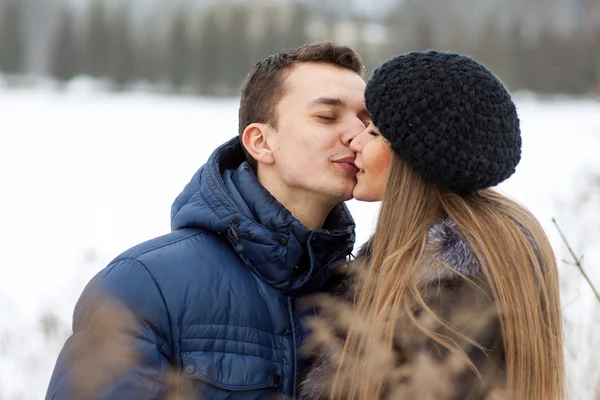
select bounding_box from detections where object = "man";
[46,41,369,399]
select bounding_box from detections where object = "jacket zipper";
[287,296,298,399]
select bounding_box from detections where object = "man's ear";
[242,123,275,165]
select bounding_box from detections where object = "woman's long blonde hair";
[330,155,564,399]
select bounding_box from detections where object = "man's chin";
[341,186,357,202]
[322,180,356,204]
[328,190,354,205]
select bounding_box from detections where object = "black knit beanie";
[365,50,521,193]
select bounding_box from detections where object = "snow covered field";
[1,86,599,399]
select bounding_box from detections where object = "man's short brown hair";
[238,41,365,168]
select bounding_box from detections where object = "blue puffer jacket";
[46,137,355,399]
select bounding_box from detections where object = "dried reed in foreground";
[300,263,508,400]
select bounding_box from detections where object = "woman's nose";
[349,129,367,152]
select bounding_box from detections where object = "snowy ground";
[1,85,599,399]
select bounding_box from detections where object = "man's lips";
[333,157,359,175]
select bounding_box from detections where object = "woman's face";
[350,123,393,202]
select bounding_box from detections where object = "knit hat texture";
[365,50,521,193]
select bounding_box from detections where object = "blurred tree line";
[0,0,599,95]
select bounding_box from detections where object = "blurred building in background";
[0,0,599,95]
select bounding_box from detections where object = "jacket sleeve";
[45,258,173,400]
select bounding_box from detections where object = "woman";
[299,51,564,400]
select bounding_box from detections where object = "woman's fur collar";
[354,218,482,287]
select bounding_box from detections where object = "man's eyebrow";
[307,97,347,108]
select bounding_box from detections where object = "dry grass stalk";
[58,289,200,399]
[164,368,196,400]
[552,217,600,304]
[62,290,140,397]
